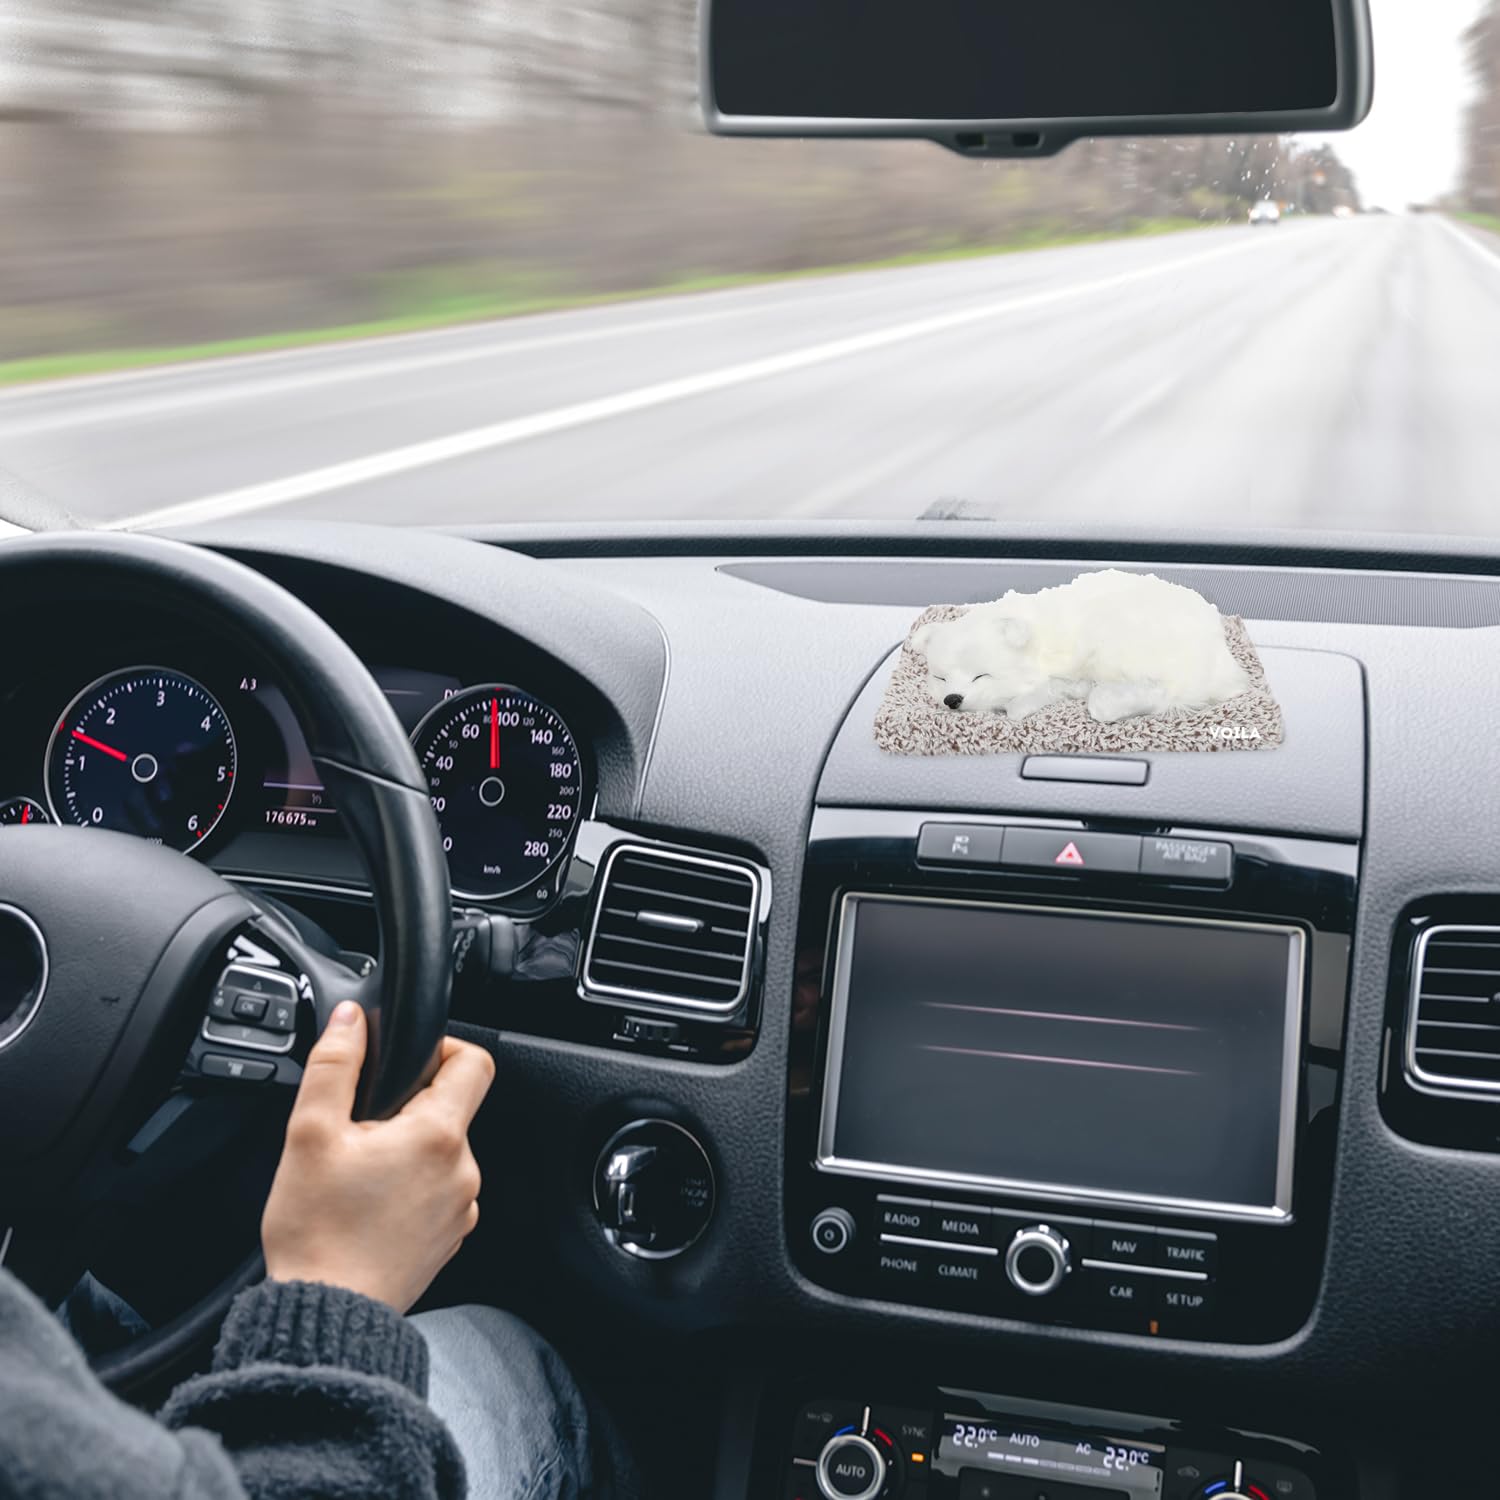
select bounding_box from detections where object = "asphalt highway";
[1,213,1496,534]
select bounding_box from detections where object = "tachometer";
[45,667,237,852]
[410,685,583,900]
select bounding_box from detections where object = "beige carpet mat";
[875,606,1284,756]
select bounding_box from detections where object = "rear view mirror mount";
[703,0,1374,159]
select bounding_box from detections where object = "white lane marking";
[1096,371,1182,439]
[1436,214,1500,273]
[0,299,878,439]
[0,233,1166,426]
[0,271,889,412]
[112,233,1287,531]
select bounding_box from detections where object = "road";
[1,213,1498,534]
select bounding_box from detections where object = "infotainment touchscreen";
[817,896,1305,1219]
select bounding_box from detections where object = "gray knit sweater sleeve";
[0,1268,465,1500]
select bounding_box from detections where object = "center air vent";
[1406,925,1500,1097]
[582,845,760,1016]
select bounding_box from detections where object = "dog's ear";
[997,616,1032,649]
[909,621,938,656]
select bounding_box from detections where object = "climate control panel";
[777,1390,1334,1500]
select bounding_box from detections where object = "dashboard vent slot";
[583,845,759,1015]
[1406,925,1500,1096]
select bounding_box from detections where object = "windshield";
[0,1,1493,536]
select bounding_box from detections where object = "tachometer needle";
[490,698,500,770]
[71,729,128,762]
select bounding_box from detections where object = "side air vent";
[1406,925,1500,1097]
[582,845,760,1016]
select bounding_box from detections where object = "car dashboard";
[16,516,1500,1499]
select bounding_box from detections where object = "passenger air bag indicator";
[1140,837,1234,884]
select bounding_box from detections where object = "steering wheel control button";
[202,1018,297,1055]
[812,1208,856,1255]
[916,823,1003,868]
[0,904,48,1053]
[593,1120,715,1259]
[205,963,301,1053]
[263,997,298,1033]
[816,1434,885,1500]
[1004,1225,1072,1296]
[1155,1228,1217,1275]
[200,1053,275,1083]
[218,963,298,1002]
[1140,836,1234,884]
[1001,827,1142,875]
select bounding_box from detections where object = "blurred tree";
[0,0,1365,362]
[1462,1,1500,211]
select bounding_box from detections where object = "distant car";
[1249,200,1282,227]
[1333,204,1355,220]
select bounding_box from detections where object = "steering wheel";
[0,532,453,1390]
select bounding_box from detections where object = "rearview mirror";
[703,0,1373,158]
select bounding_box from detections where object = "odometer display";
[411,685,583,900]
[45,667,237,852]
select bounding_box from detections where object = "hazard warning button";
[1001,827,1143,874]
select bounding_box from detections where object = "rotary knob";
[816,1433,886,1500]
[1195,1474,1272,1500]
[1004,1224,1072,1296]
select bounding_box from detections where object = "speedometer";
[410,685,583,900]
[45,667,237,852]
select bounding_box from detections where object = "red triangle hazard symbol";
[1054,841,1086,867]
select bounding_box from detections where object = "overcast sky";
[1323,0,1487,208]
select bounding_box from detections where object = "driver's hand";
[261,1001,495,1313]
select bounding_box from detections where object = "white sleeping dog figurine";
[913,570,1250,723]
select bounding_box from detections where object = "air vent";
[1406,925,1500,1096]
[582,845,760,1015]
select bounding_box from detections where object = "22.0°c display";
[410,685,583,900]
[45,667,237,852]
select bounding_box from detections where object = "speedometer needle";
[490,698,499,770]
[71,729,128,763]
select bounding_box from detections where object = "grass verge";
[0,217,1211,389]
[1458,211,1500,237]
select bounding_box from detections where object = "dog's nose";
[943,693,964,710]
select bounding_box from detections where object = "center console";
[787,809,1356,1345]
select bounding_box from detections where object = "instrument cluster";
[0,654,589,916]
